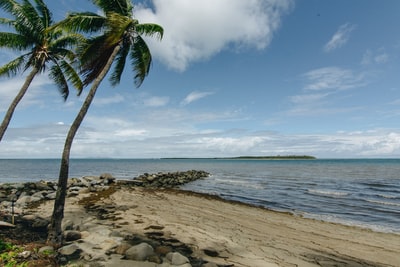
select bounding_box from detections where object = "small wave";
[377,194,399,199]
[299,212,400,234]
[365,199,400,207]
[307,189,349,197]
[213,178,264,190]
[362,182,391,188]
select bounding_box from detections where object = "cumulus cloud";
[324,23,356,52]
[135,0,293,71]
[181,91,214,106]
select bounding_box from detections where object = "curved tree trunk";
[0,67,39,142]
[47,44,122,246]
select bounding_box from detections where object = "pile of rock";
[0,170,208,211]
[132,170,210,188]
[0,173,116,211]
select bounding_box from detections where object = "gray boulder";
[58,243,82,262]
[64,230,82,241]
[166,252,190,265]
[125,242,154,261]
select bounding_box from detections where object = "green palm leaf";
[92,0,132,16]
[109,42,129,86]
[0,55,28,77]
[130,35,152,87]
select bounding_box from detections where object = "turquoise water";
[0,158,399,233]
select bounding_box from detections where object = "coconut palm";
[0,0,83,142]
[47,0,163,245]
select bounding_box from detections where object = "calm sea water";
[0,158,399,233]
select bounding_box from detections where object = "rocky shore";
[1,169,400,267]
[0,170,217,267]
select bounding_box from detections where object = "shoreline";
[165,188,400,234]
[1,177,399,235]
[30,185,400,267]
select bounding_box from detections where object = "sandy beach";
[35,186,400,267]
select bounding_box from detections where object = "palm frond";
[0,0,19,14]
[49,33,86,51]
[53,12,106,33]
[18,0,45,36]
[33,0,52,27]
[135,23,163,40]
[80,35,117,86]
[0,32,30,50]
[49,64,69,100]
[109,42,129,86]
[56,58,83,95]
[0,54,29,77]
[92,0,132,16]
[0,17,14,26]
[130,35,152,87]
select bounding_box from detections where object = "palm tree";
[47,0,163,245]
[0,0,83,142]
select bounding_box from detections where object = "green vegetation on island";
[227,155,316,160]
[162,155,317,160]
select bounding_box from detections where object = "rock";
[115,242,132,255]
[62,219,74,231]
[100,173,116,184]
[58,243,82,262]
[15,195,42,206]
[18,250,31,259]
[64,230,82,241]
[0,221,15,228]
[46,191,57,200]
[125,242,154,261]
[166,252,190,265]
[155,245,172,256]
[203,248,219,257]
[133,170,210,188]
[202,262,218,267]
[21,215,49,230]
[31,217,50,229]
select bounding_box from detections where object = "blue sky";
[1,0,400,158]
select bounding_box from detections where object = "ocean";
[0,158,399,234]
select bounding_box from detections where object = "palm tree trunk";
[0,67,39,142]
[47,44,122,246]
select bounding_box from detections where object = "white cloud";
[361,49,389,65]
[136,0,293,71]
[181,91,214,106]
[114,129,147,137]
[289,93,330,104]
[93,94,124,106]
[2,122,400,158]
[143,96,170,107]
[0,74,53,112]
[324,23,356,52]
[285,67,369,116]
[302,67,367,91]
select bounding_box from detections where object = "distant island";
[162,155,317,160]
[225,155,316,160]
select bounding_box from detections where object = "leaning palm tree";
[47,0,163,245]
[0,0,83,142]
